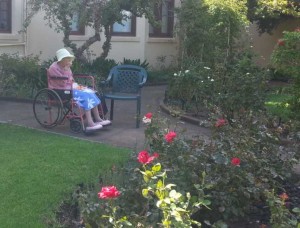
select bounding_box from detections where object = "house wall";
[0,0,181,70]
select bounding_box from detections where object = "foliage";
[247,0,300,34]
[271,28,300,119]
[265,189,300,227]
[271,28,300,78]
[122,58,149,70]
[176,0,249,65]
[73,103,300,226]
[167,52,269,120]
[0,53,44,97]
[24,0,162,63]
[265,90,293,122]
[143,113,300,222]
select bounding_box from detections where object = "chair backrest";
[109,65,147,94]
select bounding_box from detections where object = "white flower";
[207,76,210,79]
[201,81,204,83]
[174,73,177,76]
[142,117,151,124]
[185,70,190,73]
[211,79,214,82]
[204,66,211,70]
[246,73,250,75]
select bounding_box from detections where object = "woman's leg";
[91,106,102,122]
[92,106,111,125]
[85,110,95,127]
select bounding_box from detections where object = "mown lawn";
[265,85,293,122]
[0,123,131,227]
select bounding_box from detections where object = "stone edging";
[159,100,202,126]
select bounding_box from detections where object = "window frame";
[0,0,12,33]
[111,12,136,37]
[149,0,174,38]
[70,12,85,35]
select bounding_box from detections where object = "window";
[112,11,136,36]
[70,12,85,35]
[149,0,174,38]
[0,0,11,33]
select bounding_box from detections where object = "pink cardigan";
[48,62,74,90]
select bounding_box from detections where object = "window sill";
[111,37,140,42]
[147,37,176,43]
[0,33,21,41]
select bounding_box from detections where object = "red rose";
[145,112,153,119]
[164,131,177,143]
[231,157,241,166]
[138,150,159,164]
[277,39,285,46]
[215,118,227,127]
[98,186,121,199]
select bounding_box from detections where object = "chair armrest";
[138,73,147,87]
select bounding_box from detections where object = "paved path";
[0,85,211,151]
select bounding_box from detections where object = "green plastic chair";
[101,64,148,128]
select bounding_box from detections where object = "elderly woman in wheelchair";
[33,48,111,133]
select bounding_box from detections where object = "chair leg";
[136,98,141,128]
[110,99,114,120]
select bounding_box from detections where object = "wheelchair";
[33,71,107,134]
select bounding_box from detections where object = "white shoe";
[86,124,103,131]
[96,120,111,126]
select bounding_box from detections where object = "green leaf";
[152,163,161,172]
[156,179,163,188]
[142,189,149,198]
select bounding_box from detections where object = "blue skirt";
[73,88,100,111]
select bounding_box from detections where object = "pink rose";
[164,131,177,143]
[145,112,153,119]
[277,39,285,46]
[231,157,241,166]
[98,186,121,199]
[215,118,227,127]
[279,192,289,201]
[138,150,159,164]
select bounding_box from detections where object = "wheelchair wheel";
[33,88,64,128]
[70,119,82,133]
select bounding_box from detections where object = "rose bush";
[271,28,300,119]
[76,112,299,226]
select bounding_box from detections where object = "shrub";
[166,52,269,120]
[271,28,300,119]
[0,53,43,97]
[76,111,299,226]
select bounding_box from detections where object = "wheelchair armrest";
[49,76,69,80]
[73,74,95,89]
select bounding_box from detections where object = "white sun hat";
[56,48,75,62]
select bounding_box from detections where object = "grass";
[0,123,131,227]
[265,85,293,122]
